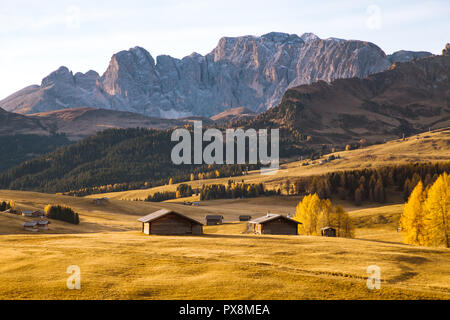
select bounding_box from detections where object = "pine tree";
[354,187,363,206]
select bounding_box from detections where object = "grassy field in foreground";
[1,229,449,299]
[0,190,449,299]
[86,127,450,201]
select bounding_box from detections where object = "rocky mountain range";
[0,32,432,118]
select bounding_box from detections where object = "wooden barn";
[37,220,49,230]
[93,198,109,205]
[22,211,33,217]
[138,209,203,235]
[23,221,38,232]
[249,213,301,235]
[321,227,336,237]
[23,210,45,218]
[205,215,223,225]
[239,215,252,221]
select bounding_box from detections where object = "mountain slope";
[28,107,183,140]
[210,107,256,122]
[0,128,248,193]
[0,128,182,192]
[0,106,187,172]
[0,107,50,136]
[0,106,184,140]
[1,32,426,118]
[241,53,450,150]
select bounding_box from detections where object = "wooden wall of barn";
[144,213,202,235]
[262,219,298,235]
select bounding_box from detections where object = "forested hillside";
[0,128,251,193]
[0,134,71,172]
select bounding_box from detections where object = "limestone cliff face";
[0,32,429,118]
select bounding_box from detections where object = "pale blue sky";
[0,0,449,100]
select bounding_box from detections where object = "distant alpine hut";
[23,221,38,232]
[249,213,301,235]
[23,210,45,218]
[321,227,336,237]
[138,209,203,235]
[93,198,109,205]
[239,215,252,221]
[205,215,223,225]
[22,211,33,217]
[32,210,45,218]
[37,220,49,230]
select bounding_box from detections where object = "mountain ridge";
[0,106,185,140]
[0,32,433,118]
[238,53,450,149]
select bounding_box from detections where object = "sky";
[0,0,449,100]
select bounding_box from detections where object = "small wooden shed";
[249,214,301,235]
[23,221,38,232]
[138,209,203,235]
[239,215,252,221]
[321,227,336,237]
[22,211,33,217]
[37,220,49,230]
[93,198,109,205]
[205,215,223,225]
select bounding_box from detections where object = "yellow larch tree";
[294,194,354,238]
[295,193,322,235]
[423,173,450,248]
[400,181,427,245]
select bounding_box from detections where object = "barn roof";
[23,221,38,227]
[249,214,302,225]
[138,209,202,225]
[205,215,223,219]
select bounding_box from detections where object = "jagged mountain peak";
[300,32,320,42]
[261,31,303,43]
[41,66,74,86]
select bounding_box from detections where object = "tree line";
[0,200,13,211]
[44,205,80,224]
[0,127,258,194]
[200,181,279,200]
[294,193,354,238]
[286,161,450,206]
[145,184,195,202]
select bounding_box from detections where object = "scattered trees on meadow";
[176,184,193,198]
[0,200,12,211]
[200,182,278,200]
[400,173,449,247]
[294,193,354,238]
[44,205,80,224]
[291,161,449,206]
[145,191,177,202]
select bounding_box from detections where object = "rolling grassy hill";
[0,189,449,299]
[88,127,450,201]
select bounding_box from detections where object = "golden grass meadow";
[0,128,449,300]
